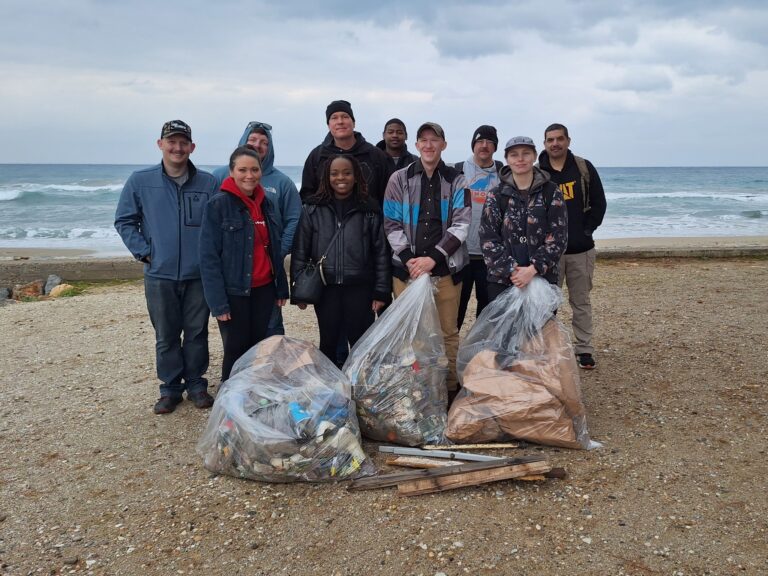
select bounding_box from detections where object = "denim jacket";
[199,191,289,317]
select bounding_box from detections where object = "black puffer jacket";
[290,196,391,303]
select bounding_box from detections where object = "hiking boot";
[154,396,182,414]
[189,390,214,409]
[576,353,596,370]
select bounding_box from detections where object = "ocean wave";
[740,210,767,219]
[0,185,122,203]
[0,226,121,240]
[606,190,766,202]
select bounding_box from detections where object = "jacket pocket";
[183,192,206,227]
[221,218,246,287]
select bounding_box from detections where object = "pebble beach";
[1,248,767,575]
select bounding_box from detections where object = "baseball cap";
[161,120,192,140]
[504,136,536,153]
[416,122,445,140]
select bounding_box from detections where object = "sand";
[1,252,767,574]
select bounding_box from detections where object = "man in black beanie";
[299,100,391,205]
[376,118,418,171]
[454,124,503,329]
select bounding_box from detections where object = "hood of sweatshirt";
[220,175,266,208]
[321,131,374,157]
[237,123,276,177]
[498,165,551,195]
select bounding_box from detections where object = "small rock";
[63,556,79,565]
[49,284,75,298]
[12,279,44,300]
[0,287,10,300]
[44,274,63,295]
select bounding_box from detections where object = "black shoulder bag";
[291,224,344,305]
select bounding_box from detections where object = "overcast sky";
[1,0,766,167]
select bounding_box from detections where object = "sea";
[1,164,766,256]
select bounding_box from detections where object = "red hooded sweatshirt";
[220,177,273,288]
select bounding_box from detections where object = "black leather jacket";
[290,196,391,303]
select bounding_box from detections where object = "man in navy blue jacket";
[115,120,218,414]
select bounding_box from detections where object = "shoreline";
[1,236,767,285]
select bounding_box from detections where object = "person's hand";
[406,256,436,279]
[372,300,385,312]
[276,299,287,307]
[510,264,537,289]
[216,313,231,321]
[296,303,307,310]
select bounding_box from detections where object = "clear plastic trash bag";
[447,277,601,450]
[197,336,375,482]
[343,274,449,446]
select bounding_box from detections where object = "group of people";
[115,101,607,415]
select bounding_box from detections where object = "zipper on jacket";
[176,182,182,279]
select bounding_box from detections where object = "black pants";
[217,283,276,381]
[487,281,511,303]
[315,284,375,367]
[458,258,489,329]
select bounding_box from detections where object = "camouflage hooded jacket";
[479,165,568,285]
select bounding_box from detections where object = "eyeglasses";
[247,121,272,131]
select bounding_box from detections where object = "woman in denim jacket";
[200,146,289,381]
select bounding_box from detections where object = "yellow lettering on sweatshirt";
[559,181,576,201]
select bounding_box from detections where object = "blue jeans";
[144,276,209,399]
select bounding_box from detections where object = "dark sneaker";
[188,390,214,409]
[576,353,596,370]
[154,396,182,414]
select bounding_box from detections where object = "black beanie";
[326,100,355,123]
[471,125,499,150]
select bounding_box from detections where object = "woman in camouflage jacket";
[479,136,568,301]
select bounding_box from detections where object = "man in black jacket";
[300,100,391,205]
[376,118,418,172]
[538,123,607,369]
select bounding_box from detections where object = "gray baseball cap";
[416,122,445,140]
[503,136,536,153]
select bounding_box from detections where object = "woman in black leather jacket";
[291,155,391,366]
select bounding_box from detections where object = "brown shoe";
[154,396,182,414]
[189,390,214,409]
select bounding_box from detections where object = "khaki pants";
[558,248,596,355]
[393,275,462,391]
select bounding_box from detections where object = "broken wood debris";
[398,460,552,495]
[385,456,464,469]
[348,455,547,491]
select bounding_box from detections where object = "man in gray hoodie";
[212,122,301,336]
[454,125,502,329]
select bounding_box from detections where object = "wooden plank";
[518,468,567,481]
[385,456,464,469]
[348,455,545,491]
[398,461,552,496]
[422,443,520,450]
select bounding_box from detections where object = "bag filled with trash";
[446,277,601,450]
[197,336,375,482]
[343,274,448,446]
